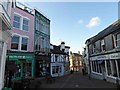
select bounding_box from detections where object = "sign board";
[109,53,120,59]
[90,55,109,61]
[7,53,34,60]
[90,52,120,61]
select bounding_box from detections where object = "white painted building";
[85,19,120,84]
[50,42,70,77]
[0,0,12,89]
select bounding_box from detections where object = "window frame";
[13,14,21,29]
[101,39,105,52]
[114,33,120,48]
[21,37,28,51]
[11,35,20,50]
[22,18,29,31]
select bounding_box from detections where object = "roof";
[50,45,67,55]
[86,19,120,45]
[72,53,82,56]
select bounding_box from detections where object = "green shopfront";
[6,52,35,80]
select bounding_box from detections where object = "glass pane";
[11,43,18,49]
[11,36,19,43]
[23,25,28,31]
[23,19,28,25]
[117,33,120,39]
[22,38,28,44]
[117,40,120,47]
[13,22,20,29]
[21,38,28,50]
[14,15,20,22]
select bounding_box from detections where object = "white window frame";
[101,39,105,52]
[13,14,21,29]
[22,18,29,31]
[114,33,120,48]
[11,33,29,52]
[13,12,30,32]
[21,36,29,51]
[11,34,20,50]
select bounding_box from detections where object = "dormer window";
[101,39,105,52]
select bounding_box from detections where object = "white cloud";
[86,17,101,28]
[78,19,83,24]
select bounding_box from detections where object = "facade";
[34,9,50,77]
[82,47,89,74]
[50,42,70,77]
[0,0,12,89]
[85,19,120,83]
[69,52,83,71]
[6,2,35,80]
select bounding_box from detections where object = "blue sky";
[27,2,118,54]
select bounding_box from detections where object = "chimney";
[60,41,65,52]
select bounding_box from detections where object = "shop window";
[117,60,120,77]
[11,35,20,50]
[21,37,28,51]
[106,60,112,76]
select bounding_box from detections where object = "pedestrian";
[82,68,85,75]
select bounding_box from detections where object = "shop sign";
[7,53,34,60]
[109,53,119,59]
[90,55,109,61]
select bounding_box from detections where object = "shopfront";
[6,52,35,80]
[90,52,120,83]
[35,55,50,77]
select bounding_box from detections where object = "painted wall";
[7,7,34,52]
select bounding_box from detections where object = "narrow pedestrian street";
[38,72,117,88]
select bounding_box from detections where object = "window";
[92,43,96,54]
[21,37,28,51]
[55,55,58,62]
[106,60,112,76]
[22,18,29,31]
[11,35,19,50]
[101,39,105,51]
[13,14,30,31]
[115,33,120,48]
[13,15,21,29]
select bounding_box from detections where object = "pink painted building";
[5,2,35,80]
[7,4,34,52]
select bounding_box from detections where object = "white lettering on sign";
[109,53,119,59]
